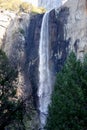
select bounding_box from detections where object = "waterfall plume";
[38,12,52,129]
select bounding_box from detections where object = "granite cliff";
[0,0,87,129]
[25,0,87,106]
[38,0,62,10]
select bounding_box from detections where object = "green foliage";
[0,50,24,130]
[46,52,87,130]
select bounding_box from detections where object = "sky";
[23,0,38,6]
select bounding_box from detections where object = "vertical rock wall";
[2,0,87,108]
[3,13,31,98]
[0,0,87,129]
[25,13,43,107]
[38,0,62,10]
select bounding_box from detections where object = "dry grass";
[0,0,22,11]
[0,0,46,14]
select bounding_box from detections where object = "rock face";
[1,0,87,129]
[25,13,43,107]
[1,0,87,112]
[49,0,87,74]
[0,10,16,47]
[38,0,68,10]
[65,0,87,59]
[1,11,41,130]
[38,0,62,10]
[3,12,30,98]
[60,0,87,60]
[0,8,43,105]
[29,0,87,107]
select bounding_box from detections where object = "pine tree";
[0,50,24,130]
[46,52,87,130]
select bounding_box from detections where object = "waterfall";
[38,0,67,129]
[38,11,52,129]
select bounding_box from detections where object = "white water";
[38,0,68,129]
[38,11,51,128]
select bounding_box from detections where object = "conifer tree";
[0,50,24,130]
[46,52,87,130]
